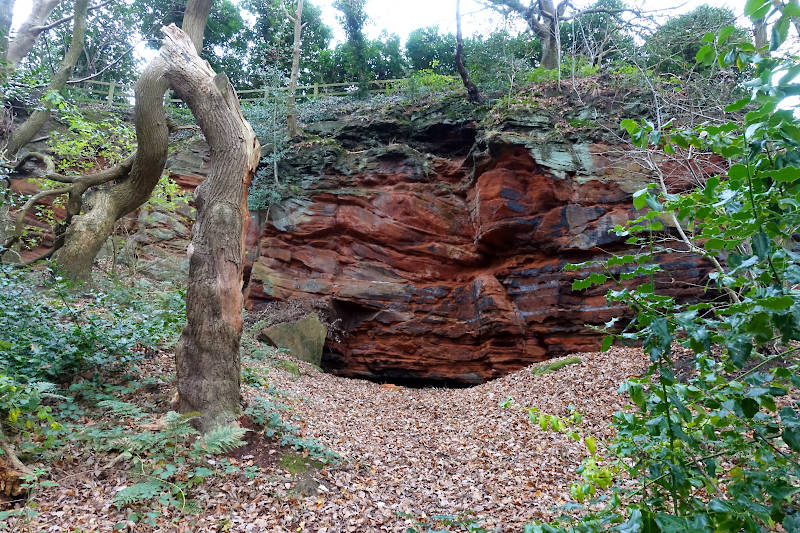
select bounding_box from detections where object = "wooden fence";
[65,77,411,107]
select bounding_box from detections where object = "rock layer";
[244,94,712,384]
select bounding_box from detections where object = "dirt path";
[17,347,647,532]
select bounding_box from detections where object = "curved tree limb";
[51,0,211,280]
[1,151,132,261]
[456,0,482,103]
[33,0,113,33]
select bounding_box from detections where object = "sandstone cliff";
[241,88,711,384]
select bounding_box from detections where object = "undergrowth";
[0,265,341,529]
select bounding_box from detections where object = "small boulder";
[258,313,327,366]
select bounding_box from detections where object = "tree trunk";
[455,0,481,103]
[0,0,14,62]
[539,27,559,70]
[6,0,88,156]
[161,25,259,432]
[753,17,768,50]
[52,0,211,280]
[5,0,61,68]
[286,0,303,138]
[182,0,212,53]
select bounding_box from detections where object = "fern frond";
[192,425,247,455]
[97,400,146,420]
[163,411,200,438]
[113,479,166,508]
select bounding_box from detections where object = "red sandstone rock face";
[244,121,712,384]
[5,98,713,384]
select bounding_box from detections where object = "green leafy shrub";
[533,6,800,531]
[143,175,192,212]
[0,375,60,436]
[391,67,460,99]
[46,93,135,173]
[0,269,184,383]
[245,395,340,464]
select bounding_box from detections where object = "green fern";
[163,411,200,439]
[97,399,147,420]
[192,425,247,455]
[113,479,167,508]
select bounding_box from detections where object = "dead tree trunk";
[51,0,211,280]
[161,24,260,432]
[455,0,481,103]
[285,0,304,138]
[5,0,88,156]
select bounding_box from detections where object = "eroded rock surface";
[243,92,712,384]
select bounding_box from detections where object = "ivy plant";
[531,3,800,531]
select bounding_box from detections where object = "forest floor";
[6,340,650,533]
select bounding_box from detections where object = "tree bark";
[52,0,211,280]
[538,25,559,70]
[5,0,88,156]
[0,0,13,62]
[182,0,212,53]
[482,0,565,69]
[455,0,482,103]
[0,424,32,498]
[286,0,303,138]
[5,0,61,68]
[161,25,259,432]
[753,17,768,50]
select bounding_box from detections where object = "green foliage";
[333,0,370,92]
[406,27,458,74]
[644,5,745,75]
[98,406,246,511]
[538,5,800,531]
[135,0,245,84]
[240,0,333,88]
[317,33,408,83]
[559,0,635,67]
[244,395,340,464]
[18,0,139,86]
[0,376,60,434]
[143,175,192,212]
[0,268,184,383]
[47,96,135,173]
[531,357,582,376]
[392,67,461,99]
[242,70,295,212]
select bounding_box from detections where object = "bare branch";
[66,44,134,85]
[34,0,114,32]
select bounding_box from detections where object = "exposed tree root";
[0,425,32,499]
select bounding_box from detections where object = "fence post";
[313,83,318,98]
[107,82,116,104]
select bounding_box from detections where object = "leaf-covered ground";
[9,347,648,532]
